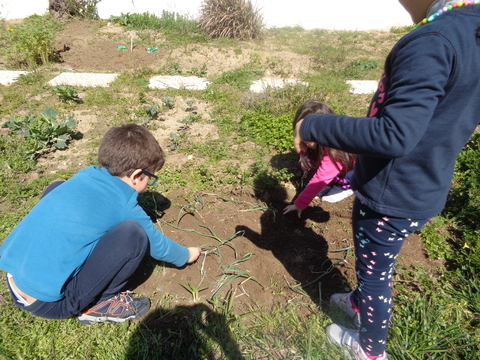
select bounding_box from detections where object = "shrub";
[198,0,265,40]
[0,14,62,68]
[49,0,100,20]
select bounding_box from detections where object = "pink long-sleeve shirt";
[294,152,345,209]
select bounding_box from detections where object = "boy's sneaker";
[326,323,388,360]
[322,186,354,203]
[330,291,361,329]
[77,292,150,325]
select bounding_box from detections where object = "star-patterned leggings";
[350,198,429,357]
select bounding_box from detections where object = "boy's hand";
[187,247,201,264]
[283,204,303,218]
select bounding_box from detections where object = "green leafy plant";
[108,11,204,42]
[240,110,293,153]
[160,61,183,75]
[186,64,208,77]
[137,103,161,124]
[169,133,180,150]
[2,108,77,158]
[179,281,209,302]
[161,96,175,109]
[199,0,265,40]
[52,85,82,104]
[0,14,62,68]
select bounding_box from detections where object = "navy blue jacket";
[300,5,480,219]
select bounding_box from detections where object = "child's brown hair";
[98,124,165,176]
[293,100,355,175]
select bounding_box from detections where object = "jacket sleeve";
[130,202,189,267]
[300,33,453,158]
[294,154,342,209]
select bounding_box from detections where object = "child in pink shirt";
[284,100,355,218]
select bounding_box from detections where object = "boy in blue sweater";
[0,124,201,324]
[295,0,480,359]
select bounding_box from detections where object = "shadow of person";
[124,303,243,360]
[236,166,348,306]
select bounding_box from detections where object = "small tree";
[198,0,265,40]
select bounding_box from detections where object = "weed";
[15,72,44,85]
[161,96,175,109]
[420,216,453,259]
[179,281,209,302]
[52,85,83,104]
[160,61,183,75]
[186,64,208,77]
[240,109,293,153]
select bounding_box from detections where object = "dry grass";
[198,0,265,40]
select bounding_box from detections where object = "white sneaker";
[326,323,388,360]
[315,185,332,199]
[330,291,361,329]
[322,186,354,203]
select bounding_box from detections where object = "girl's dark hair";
[98,124,165,176]
[294,100,355,175]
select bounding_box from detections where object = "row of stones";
[0,71,377,94]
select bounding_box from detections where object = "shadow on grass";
[124,303,243,360]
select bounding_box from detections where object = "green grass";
[0,13,479,360]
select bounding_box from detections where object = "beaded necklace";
[416,0,480,27]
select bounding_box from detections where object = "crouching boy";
[0,124,201,324]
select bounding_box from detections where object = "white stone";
[346,80,379,94]
[149,75,210,90]
[47,73,119,87]
[0,70,29,85]
[249,78,309,93]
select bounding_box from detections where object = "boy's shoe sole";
[77,293,150,325]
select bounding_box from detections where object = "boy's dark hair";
[98,124,165,176]
[294,100,355,175]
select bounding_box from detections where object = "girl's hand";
[187,247,201,264]
[283,204,303,218]
[294,119,307,154]
[299,155,312,171]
